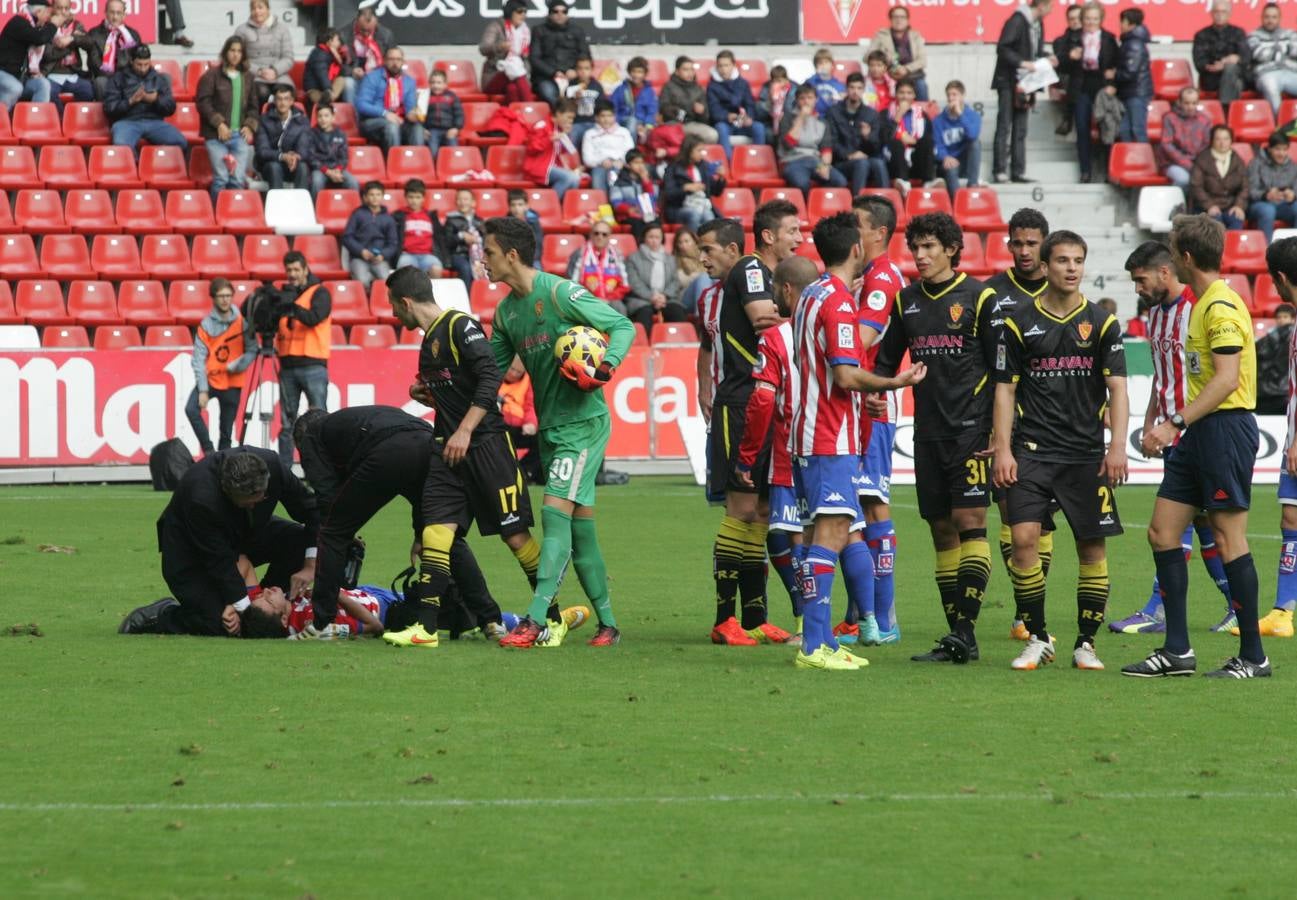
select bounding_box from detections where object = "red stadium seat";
[115,189,169,234]
[958,233,990,277]
[954,187,1006,232]
[186,144,214,188]
[1195,99,1226,126]
[164,189,219,233]
[15,281,71,325]
[324,281,374,325]
[168,280,212,324]
[469,279,509,322]
[1108,143,1169,187]
[401,59,429,89]
[697,143,727,170]
[167,100,201,144]
[348,145,386,185]
[0,281,15,325]
[0,145,41,189]
[1152,58,1194,101]
[475,188,510,219]
[608,233,638,257]
[543,234,584,273]
[42,325,90,348]
[350,324,397,348]
[369,280,395,322]
[644,58,670,90]
[0,105,14,144]
[1222,230,1268,274]
[736,59,770,87]
[289,60,306,96]
[651,321,697,344]
[66,281,120,324]
[215,189,267,234]
[331,323,350,346]
[144,324,191,347]
[293,234,348,280]
[437,59,486,101]
[0,189,11,227]
[192,234,248,278]
[42,234,96,279]
[65,189,118,234]
[437,146,490,186]
[420,187,458,217]
[525,188,563,230]
[485,144,529,187]
[1233,141,1256,167]
[832,60,862,81]
[138,145,193,188]
[152,59,186,98]
[1281,99,1297,126]
[985,231,1012,271]
[118,280,173,325]
[1254,273,1284,315]
[387,145,436,188]
[14,190,69,234]
[0,234,41,279]
[905,187,954,219]
[397,326,424,344]
[561,189,608,231]
[1228,100,1276,144]
[462,102,504,146]
[315,188,361,232]
[731,144,784,188]
[759,187,810,227]
[508,101,550,129]
[1220,273,1253,308]
[89,144,142,188]
[808,187,853,221]
[887,232,918,278]
[243,234,291,280]
[229,280,259,305]
[91,234,144,279]
[860,187,908,229]
[1145,100,1170,143]
[37,144,91,189]
[714,187,757,221]
[183,60,209,99]
[93,325,141,350]
[140,234,196,278]
[328,102,363,144]
[13,102,62,145]
[629,322,649,346]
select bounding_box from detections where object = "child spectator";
[707,49,766,160]
[304,27,353,110]
[778,83,847,197]
[672,228,711,315]
[610,149,661,241]
[582,99,636,192]
[342,180,398,288]
[507,189,545,267]
[663,134,724,231]
[423,68,464,155]
[523,98,584,200]
[305,103,358,196]
[932,80,982,199]
[610,55,657,144]
[882,78,933,195]
[498,356,542,484]
[864,49,895,112]
[756,65,796,137]
[443,188,487,285]
[393,178,445,277]
[565,55,605,147]
[567,221,631,308]
[804,47,846,115]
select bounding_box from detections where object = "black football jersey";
[418,309,505,444]
[874,272,998,441]
[714,254,775,407]
[984,269,1048,336]
[995,298,1126,462]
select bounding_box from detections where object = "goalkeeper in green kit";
[485,216,637,648]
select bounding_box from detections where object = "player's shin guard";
[800,547,840,654]
[841,540,875,623]
[1154,547,1191,654]
[416,524,455,632]
[935,547,960,630]
[1225,553,1264,663]
[738,520,770,629]
[571,516,615,628]
[865,520,896,631]
[511,536,541,590]
[1194,523,1231,607]
[1076,559,1109,647]
[528,506,573,623]
[713,516,745,626]
[1277,529,1297,611]
[1009,560,1047,640]
[955,529,991,637]
[1038,528,1054,579]
[767,529,803,618]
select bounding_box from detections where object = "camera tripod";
[238,343,280,448]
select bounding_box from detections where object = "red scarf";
[100,22,136,74]
[579,243,628,301]
[384,74,403,112]
[503,21,530,58]
[57,19,81,70]
[317,43,342,82]
[353,25,383,73]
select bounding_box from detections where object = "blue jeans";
[535,78,560,108]
[590,163,623,193]
[782,157,847,197]
[1205,209,1246,231]
[570,121,593,150]
[277,363,329,462]
[835,156,889,194]
[909,76,930,103]
[311,168,359,196]
[680,274,714,316]
[50,75,94,103]
[666,201,715,233]
[359,117,425,151]
[1074,91,1098,177]
[0,71,51,105]
[548,166,581,200]
[1166,164,1191,189]
[262,158,310,190]
[940,141,982,198]
[111,118,188,154]
[1118,94,1150,143]
[204,135,252,198]
[185,386,242,453]
[715,119,767,159]
[1248,199,1297,241]
[1258,69,1297,115]
[426,128,458,155]
[398,252,444,274]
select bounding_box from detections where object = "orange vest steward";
[274,283,331,360]
[201,317,246,391]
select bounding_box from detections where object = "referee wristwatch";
[1170,413,1187,431]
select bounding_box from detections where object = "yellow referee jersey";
[1184,279,1256,411]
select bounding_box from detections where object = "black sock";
[738,522,769,630]
[954,529,991,640]
[935,547,960,630]
[1009,560,1047,641]
[1154,547,1190,654]
[1224,554,1264,663]
[713,517,745,626]
[1076,560,1109,645]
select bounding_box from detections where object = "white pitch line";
[2,789,1295,814]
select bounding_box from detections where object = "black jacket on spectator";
[992,8,1047,91]
[423,90,464,131]
[661,160,724,211]
[1064,30,1119,99]
[1115,24,1153,99]
[1256,320,1293,413]
[304,43,344,95]
[530,20,590,83]
[1192,23,1251,94]
[303,126,349,171]
[442,211,484,259]
[0,14,56,77]
[84,20,141,76]
[103,67,177,121]
[40,20,92,77]
[255,108,311,168]
[825,100,884,162]
[1053,26,1082,85]
[339,17,395,69]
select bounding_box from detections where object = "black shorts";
[707,402,770,502]
[422,431,533,537]
[1004,455,1123,541]
[1158,409,1260,511]
[914,430,991,521]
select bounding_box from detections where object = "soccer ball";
[554,325,609,369]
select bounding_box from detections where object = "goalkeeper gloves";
[560,358,615,392]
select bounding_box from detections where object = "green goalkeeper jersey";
[490,271,636,431]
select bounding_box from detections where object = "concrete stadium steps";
[177,0,308,57]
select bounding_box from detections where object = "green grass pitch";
[1,477,1294,898]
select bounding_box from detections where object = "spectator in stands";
[0,0,61,106]
[508,189,544,267]
[355,46,425,152]
[991,0,1057,184]
[610,55,657,144]
[582,100,634,192]
[341,7,392,81]
[1189,124,1248,230]
[870,6,929,101]
[1052,3,1083,136]
[1192,0,1250,107]
[478,0,533,104]
[187,278,254,456]
[779,83,847,197]
[882,78,934,194]
[933,79,982,199]
[1115,9,1152,142]
[530,0,591,109]
[276,250,332,464]
[1098,297,1118,318]
[522,98,583,200]
[393,178,445,278]
[86,0,139,101]
[826,72,888,194]
[157,0,192,50]
[567,221,630,308]
[197,35,260,201]
[1125,296,1149,337]
[234,0,295,108]
[673,227,710,314]
[1247,131,1297,241]
[304,28,354,110]
[863,50,894,112]
[660,55,718,144]
[1257,302,1296,414]
[565,55,604,147]
[1065,2,1118,184]
[103,45,186,154]
[707,49,766,160]
[1157,86,1213,189]
[499,356,542,483]
[805,48,845,115]
[40,0,94,104]
[756,64,795,138]
[610,150,660,240]
[424,68,464,155]
[663,134,723,232]
[342,180,397,289]
[304,103,356,196]
[443,188,486,285]
[256,83,310,190]
[626,222,687,333]
[1250,3,1297,116]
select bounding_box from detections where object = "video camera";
[242,282,295,350]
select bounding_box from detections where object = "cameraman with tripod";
[276,251,332,463]
[186,278,254,455]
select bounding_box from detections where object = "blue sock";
[1277,529,1297,612]
[800,546,840,654]
[766,529,803,618]
[1142,526,1193,616]
[1194,522,1232,609]
[865,520,896,630]
[502,611,520,631]
[841,540,875,623]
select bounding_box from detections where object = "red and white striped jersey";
[1287,318,1297,451]
[698,280,723,391]
[858,254,907,424]
[287,589,379,637]
[1148,287,1196,424]
[752,321,798,486]
[791,273,862,457]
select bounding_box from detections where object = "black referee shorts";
[423,431,533,537]
[913,430,991,521]
[1004,455,1123,541]
[1158,409,1260,511]
[706,402,770,502]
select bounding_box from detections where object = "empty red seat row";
[5,187,270,235]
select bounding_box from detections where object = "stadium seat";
[905,187,954,219]
[860,187,908,229]
[1254,273,1284,316]
[1196,99,1226,126]
[1145,100,1170,143]
[138,145,193,188]
[215,189,267,234]
[0,145,41,189]
[1220,273,1253,309]
[192,234,248,278]
[0,323,35,346]
[831,59,862,81]
[323,281,374,325]
[117,280,174,325]
[168,280,212,324]
[182,60,208,100]
[144,324,191,347]
[0,281,15,324]
[608,233,638,257]
[0,189,12,227]
[152,59,186,98]
[1136,186,1185,234]
[731,145,784,188]
[630,322,649,346]
[265,189,325,235]
[1228,100,1276,144]
[469,279,509,323]
[350,324,397,348]
[315,188,361,233]
[562,189,608,231]
[397,326,423,345]
[348,145,386,184]
[808,187,853,221]
[508,101,550,129]
[61,189,116,235]
[958,233,990,277]
[476,188,510,219]
[368,279,396,322]
[1281,99,1297,125]
[543,234,584,273]
[229,280,259,306]
[1151,58,1194,101]
[643,58,670,90]
[435,59,486,102]
[293,234,348,280]
[66,281,120,324]
[431,278,472,315]
[243,235,292,280]
[0,104,14,144]
[13,102,62,145]
[759,187,810,227]
[93,325,141,350]
[697,143,727,169]
[167,101,202,144]
[14,190,70,234]
[0,234,41,279]
[140,234,196,278]
[438,146,491,187]
[289,60,307,97]
[88,144,142,188]
[416,187,455,217]
[1108,143,1168,187]
[15,280,71,325]
[328,102,363,144]
[462,102,504,146]
[90,234,144,279]
[36,144,92,189]
[331,323,350,346]
[953,188,1006,232]
[380,187,406,211]
[485,144,529,188]
[401,58,429,89]
[388,145,436,188]
[985,231,1012,271]
[163,189,219,234]
[1233,141,1256,167]
[42,234,96,279]
[1222,230,1268,274]
[42,325,90,348]
[525,188,563,230]
[714,187,757,221]
[651,321,697,344]
[736,59,770,87]
[888,232,918,278]
[794,234,821,265]
[115,189,169,234]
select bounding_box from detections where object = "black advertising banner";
[329,0,800,46]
